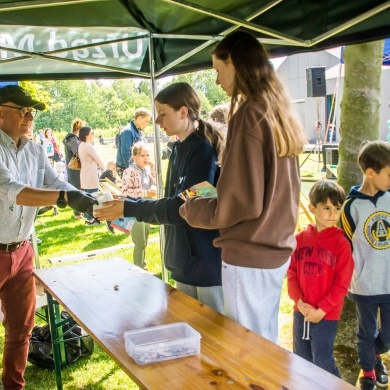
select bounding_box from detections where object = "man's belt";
[0,241,27,252]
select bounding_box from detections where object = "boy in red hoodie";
[287,180,354,376]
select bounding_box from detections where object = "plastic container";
[123,322,201,365]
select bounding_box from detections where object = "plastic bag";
[28,311,94,369]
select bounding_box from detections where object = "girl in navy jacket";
[94,82,225,313]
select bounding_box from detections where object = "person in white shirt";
[0,85,97,389]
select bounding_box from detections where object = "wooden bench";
[34,258,356,390]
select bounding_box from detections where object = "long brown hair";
[212,31,306,157]
[155,82,225,159]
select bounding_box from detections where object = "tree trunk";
[338,41,383,315]
[338,40,384,192]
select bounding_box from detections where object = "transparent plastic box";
[123,322,201,365]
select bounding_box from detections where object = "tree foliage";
[166,69,230,115]
[27,79,152,134]
[23,71,225,134]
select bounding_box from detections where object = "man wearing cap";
[116,107,151,178]
[0,85,97,389]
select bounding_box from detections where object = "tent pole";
[332,62,343,140]
[148,34,167,282]
[325,61,343,143]
[324,82,337,143]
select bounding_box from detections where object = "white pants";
[175,282,224,314]
[222,259,290,344]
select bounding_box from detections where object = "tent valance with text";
[0,0,389,81]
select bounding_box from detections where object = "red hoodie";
[287,224,353,320]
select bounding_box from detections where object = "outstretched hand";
[67,190,98,213]
[93,199,125,221]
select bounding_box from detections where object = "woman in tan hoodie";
[179,30,306,344]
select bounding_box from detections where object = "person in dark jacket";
[63,118,85,219]
[116,108,151,179]
[94,82,225,313]
[99,161,117,184]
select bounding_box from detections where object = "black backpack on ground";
[28,311,94,369]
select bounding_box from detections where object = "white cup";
[93,190,113,211]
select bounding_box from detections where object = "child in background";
[55,161,66,182]
[122,142,157,269]
[99,161,117,184]
[42,128,55,164]
[99,161,118,234]
[340,140,390,390]
[288,180,353,376]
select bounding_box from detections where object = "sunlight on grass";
[22,341,138,389]
[278,277,294,352]
[0,207,163,390]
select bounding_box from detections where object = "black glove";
[67,190,98,213]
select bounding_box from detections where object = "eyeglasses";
[0,104,38,118]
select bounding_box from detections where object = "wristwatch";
[57,191,67,209]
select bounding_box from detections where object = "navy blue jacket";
[123,131,222,287]
[116,121,142,168]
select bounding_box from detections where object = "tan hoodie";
[179,99,300,269]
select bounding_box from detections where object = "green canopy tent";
[0,0,389,81]
[1,0,389,276]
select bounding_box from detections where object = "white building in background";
[275,49,390,144]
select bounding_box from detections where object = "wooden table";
[33,258,356,390]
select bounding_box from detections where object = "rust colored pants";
[0,242,36,390]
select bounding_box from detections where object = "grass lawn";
[0,148,368,388]
[1,207,164,390]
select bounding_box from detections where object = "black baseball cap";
[0,85,46,110]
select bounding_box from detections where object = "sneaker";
[85,219,99,226]
[37,205,54,215]
[375,358,388,388]
[29,236,42,245]
[106,221,115,234]
[360,376,376,390]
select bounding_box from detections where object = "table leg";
[46,293,67,390]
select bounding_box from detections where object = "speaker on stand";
[306,67,327,172]
[306,67,326,97]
